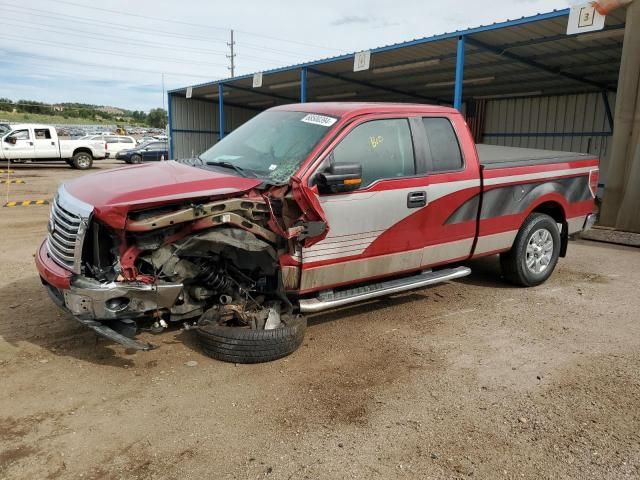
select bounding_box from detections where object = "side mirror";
[317,162,362,193]
[4,137,16,145]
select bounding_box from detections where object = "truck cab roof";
[6,123,57,130]
[271,102,459,119]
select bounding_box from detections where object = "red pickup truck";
[36,103,599,363]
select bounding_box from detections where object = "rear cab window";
[34,128,52,139]
[326,118,416,189]
[422,117,463,173]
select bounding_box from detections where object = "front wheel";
[196,314,306,364]
[130,154,142,164]
[500,213,561,287]
[72,152,93,170]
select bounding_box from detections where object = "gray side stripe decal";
[445,176,591,224]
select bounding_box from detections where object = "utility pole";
[227,29,236,77]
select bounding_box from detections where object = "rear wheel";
[500,213,560,287]
[130,154,142,164]
[72,152,93,170]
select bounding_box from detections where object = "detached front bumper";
[35,240,183,350]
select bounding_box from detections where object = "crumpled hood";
[64,161,263,228]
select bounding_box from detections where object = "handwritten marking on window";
[370,135,384,149]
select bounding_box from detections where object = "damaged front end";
[44,185,317,355]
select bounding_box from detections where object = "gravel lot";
[1,159,639,479]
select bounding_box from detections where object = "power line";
[3,17,228,55]
[1,5,314,60]
[0,34,232,69]
[3,20,290,66]
[0,4,230,44]
[46,0,343,52]
[0,51,219,79]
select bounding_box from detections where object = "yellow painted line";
[3,200,50,207]
[0,170,15,173]
[0,179,25,184]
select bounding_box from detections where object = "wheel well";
[72,147,92,157]
[532,201,568,257]
[531,201,565,223]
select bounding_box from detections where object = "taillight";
[105,142,108,150]
[588,169,599,198]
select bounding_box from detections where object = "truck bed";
[476,144,598,169]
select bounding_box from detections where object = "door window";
[8,129,30,141]
[330,118,415,188]
[119,137,134,144]
[34,128,52,139]
[105,136,119,144]
[422,118,463,172]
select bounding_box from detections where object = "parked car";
[1,123,106,169]
[35,103,599,362]
[136,136,156,145]
[77,135,136,157]
[115,140,168,163]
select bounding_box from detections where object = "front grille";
[46,187,93,273]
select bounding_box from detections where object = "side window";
[105,136,118,144]
[331,119,415,188]
[120,137,134,144]
[9,129,30,140]
[422,117,463,172]
[146,142,161,149]
[34,128,52,139]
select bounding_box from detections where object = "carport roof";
[169,8,626,109]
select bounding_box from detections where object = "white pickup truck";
[0,123,107,169]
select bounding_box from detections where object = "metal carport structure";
[168,6,634,226]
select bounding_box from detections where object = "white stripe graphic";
[303,180,480,263]
[484,166,596,187]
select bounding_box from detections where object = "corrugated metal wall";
[482,92,615,188]
[169,95,258,159]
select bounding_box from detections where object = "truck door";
[2,128,35,160]
[299,116,425,292]
[298,114,481,294]
[33,127,59,158]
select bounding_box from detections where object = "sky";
[0,0,571,112]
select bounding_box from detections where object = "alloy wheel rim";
[525,228,554,274]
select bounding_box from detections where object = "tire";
[196,314,306,364]
[130,154,143,164]
[72,152,93,170]
[500,213,561,287]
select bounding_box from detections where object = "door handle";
[51,141,56,146]
[29,142,33,146]
[407,191,427,208]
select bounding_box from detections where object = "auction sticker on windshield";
[301,114,337,127]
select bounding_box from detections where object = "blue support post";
[167,92,174,158]
[300,67,307,103]
[454,35,465,111]
[218,83,225,140]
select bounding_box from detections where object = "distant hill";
[0,98,165,127]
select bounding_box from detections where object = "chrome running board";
[299,266,471,313]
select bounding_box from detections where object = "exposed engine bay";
[69,192,313,354]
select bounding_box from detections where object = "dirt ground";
[1,160,639,480]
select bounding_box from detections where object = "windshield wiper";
[203,159,257,178]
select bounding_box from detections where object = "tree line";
[0,98,167,128]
